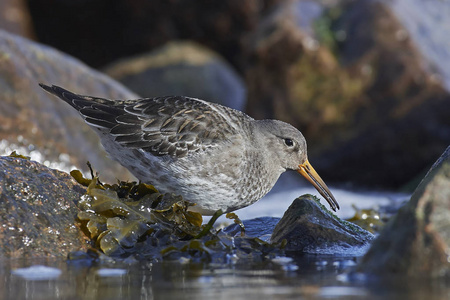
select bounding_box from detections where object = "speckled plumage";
[40,84,339,215]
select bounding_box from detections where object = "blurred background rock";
[1,0,449,191]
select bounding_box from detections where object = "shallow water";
[211,172,410,225]
[1,179,446,299]
[0,153,437,299]
[2,255,449,300]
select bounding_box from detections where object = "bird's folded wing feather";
[78,95,241,158]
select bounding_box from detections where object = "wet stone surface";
[0,155,88,258]
[271,195,374,256]
[1,154,376,262]
[0,29,136,182]
[357,146,450,277]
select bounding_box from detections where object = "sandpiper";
[40,84,339,215]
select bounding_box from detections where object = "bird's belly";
[137,162,255,215]
[108,149,255,214]
[100,137,278,215]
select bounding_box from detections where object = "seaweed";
[8,151,30,160]
[70,169,284,262]
[225,212,245,236]
[346,205,385,234]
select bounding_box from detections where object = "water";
[212,172,410,224]
[0,157,444,299]
[1,172,438,300]
[2,255,448,300]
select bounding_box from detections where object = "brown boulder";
[0,0,34,38]
[245,0,450,188]
[0,29,136,182]
[104,41,246,110]
[0,156,87,258]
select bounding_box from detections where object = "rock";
[0,155,87,258]
[270,195,374,255]
[0,29,136,182]
[21,0,450,189]
[222,217,280,241]
[312,0,450,189]
[27,0,280,69]
[104,41,246,110]
[0,0,34,38]
[357,146,450,277]
[245,0,336,121]
[390,0,450,91]
[245,0,450,189]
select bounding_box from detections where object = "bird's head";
[254,119,339,211]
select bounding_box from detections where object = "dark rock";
[0,29,136,182]
[0,156,87,258]
[104,41,246,110]
[222,216,280,241]
[245,0,450,189]
[28,0,281,70]
[357,146,450,277]
[270,195,374,255]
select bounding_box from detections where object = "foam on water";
[96,268,127,277]
[235,186,409,220]
[0,139,85,176]
[303,243,372,257]
[318,286,368,297]
[11,265,62,281]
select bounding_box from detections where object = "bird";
[40,84,339,215]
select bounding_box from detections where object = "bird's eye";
[284,138,294,147]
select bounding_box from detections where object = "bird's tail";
[39,83,126,130]
[39,83,116,111]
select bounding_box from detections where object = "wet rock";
[0,155,87,258]
[270,195,374,255]
[104,41,246,110]
[0,29,136,182]
[62,170,286,263]
[357,146,450,277]
[223,217,280,241]
[245,0,450,188]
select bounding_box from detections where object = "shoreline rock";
[0,29,136,182]
[357,146,450,277]
[270,195,374,256]
[0,156,88,258]
[104,41,246,111]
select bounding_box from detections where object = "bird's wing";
[41,84,244,158]
[105,96,243,157]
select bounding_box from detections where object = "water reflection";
[1,256,448,300]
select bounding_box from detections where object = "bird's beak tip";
[297,159,339,211]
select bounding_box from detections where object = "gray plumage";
[40,84,339,215]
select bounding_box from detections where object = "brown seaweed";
[70,170,284,262]
[346,205,385,233]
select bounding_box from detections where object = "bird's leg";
[194,209,224,239]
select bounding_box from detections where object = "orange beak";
[297,159,339,211]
